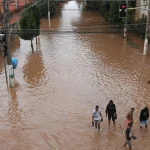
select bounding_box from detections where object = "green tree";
[19,11,39,51]
[24,4,41,31]
[19,4,41,51]
[86,1,101,10]
[135,18,146,38]
[31,5,41,45]
[38,0,48,17]
[32,5,41,28]
[99,1,110,21]
[126,4,134,25]
[38,0,58,18]
[24,4,41,21]
[108,1,123,25]
[50,2,57,17]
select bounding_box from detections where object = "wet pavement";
[0,1,150,149]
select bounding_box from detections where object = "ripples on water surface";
[0,1,150,149]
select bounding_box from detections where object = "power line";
[0,28,147,35]
[0,0,43,26]
[6,22,147,30]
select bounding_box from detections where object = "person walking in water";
[126,108,135,126]
[140,107,149,129]
[92,105,103,130]
[106,100,116,127]
[124,123,136,150]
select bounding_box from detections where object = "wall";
[0,0,32,14]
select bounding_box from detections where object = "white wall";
[135,0,149,20]
[140,0,148,17]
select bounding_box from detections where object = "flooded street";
[1,1,150,149]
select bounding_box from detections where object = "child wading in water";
[124,123,136,150]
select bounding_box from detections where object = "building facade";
[0,0,32,15]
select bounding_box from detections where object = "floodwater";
[0,1,150,150]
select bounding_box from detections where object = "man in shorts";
[106,100,116,127]
[124,123,136,150]
[140,107,149,128]
[92,105,103,130]
[126,108,135,126]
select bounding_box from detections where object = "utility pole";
[3,0,15,87]
[124,0,128,39]
[0,34,8,85]
[16,0,18,10]
[24,0,26,6]
[124,19,127,38]
[48,0,51,27]
[143,0,150,55]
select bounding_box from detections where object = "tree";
[38,0,48,17]
[126,4,134,24]
[19,11,39,52]
[24,4,41,40]
[30,5,41,44]
[108,1,123,25]
[50,2,57,17]
[38,0,58,17]
[99,1,110,21]
[86,1,101,10]
[135,18,146,38]
[19,4,41,51]
[31,5,41,28]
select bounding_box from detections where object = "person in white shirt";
[92,105,103,130]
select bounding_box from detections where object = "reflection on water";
[8,88,21,125]
[7,87,23,142]
[23,51,46,87]
[10,35,20,52]
[0,1,150,149]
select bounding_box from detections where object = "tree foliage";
[38,0,48,17]
[24,4,41,27]
[108,1,122,25]
[99,2,110,21]
[87,1,135,25]
[38,0,58,17]
[19,5,40,41]
[19,11,39,40]
[32,5,41,28]
[86,1,101,10]
[125,3,134,25]
[135,18,146,38]
[50,2,57,17]
[19,1,58,41]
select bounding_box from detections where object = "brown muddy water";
[0,1,150,150]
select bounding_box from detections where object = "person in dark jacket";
[140,107,149,128]
[106,100,116,126]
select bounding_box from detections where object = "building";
[0,0,32,18]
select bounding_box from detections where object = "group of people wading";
[92,100,149,150]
